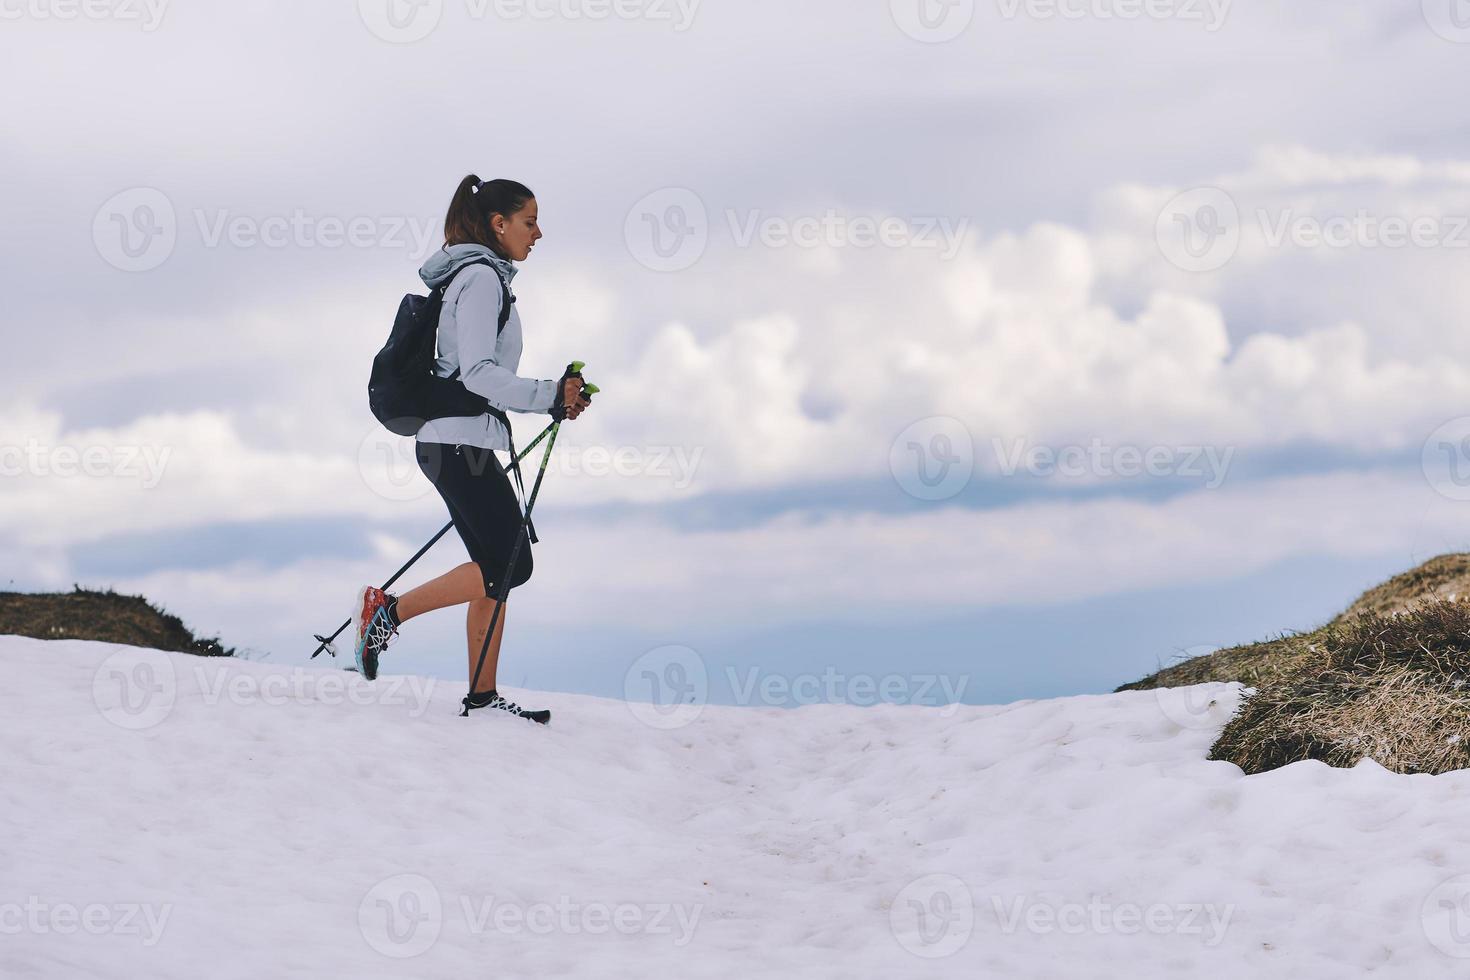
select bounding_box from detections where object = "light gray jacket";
[414,243,558,451]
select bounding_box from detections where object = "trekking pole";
[309,420,558,659]
[462,362,597,715]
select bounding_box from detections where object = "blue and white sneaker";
[351,586,398,681]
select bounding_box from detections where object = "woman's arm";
[453,266,558,414]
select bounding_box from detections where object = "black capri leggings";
[415,441,533,599]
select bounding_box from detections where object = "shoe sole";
[463,702,551,725]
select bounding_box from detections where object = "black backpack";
[368,259,514,437]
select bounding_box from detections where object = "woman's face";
[492,198,542,261]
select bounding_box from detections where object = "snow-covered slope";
[4,636,1470,979]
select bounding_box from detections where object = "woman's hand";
[554,369,592,421]
[561,376,590,420]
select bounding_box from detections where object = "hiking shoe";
[351,586,398,681]
[461,689,551,725]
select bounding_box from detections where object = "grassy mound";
[1115,629,1325,693]
[0,587,234,657]
[1209,599,1470,775]
[1119,553,1470,692]
[1339,553,1470,619]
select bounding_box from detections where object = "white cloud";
[10,142,1470,541]
[85,467,1470,668]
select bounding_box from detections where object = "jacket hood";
[419,243,518,290]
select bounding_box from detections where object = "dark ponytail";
[444,174,535,258]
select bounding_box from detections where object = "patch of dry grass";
[1115,630,1326,693]
[0,587,234,657]
[1209,599,1470,775]
[1118,553,1470,694]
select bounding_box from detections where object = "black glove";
[550,364,589,422]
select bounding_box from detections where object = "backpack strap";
[441,259,538,543]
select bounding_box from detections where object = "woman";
[351,175,590,722]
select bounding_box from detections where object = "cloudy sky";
[4,0,1470,705]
